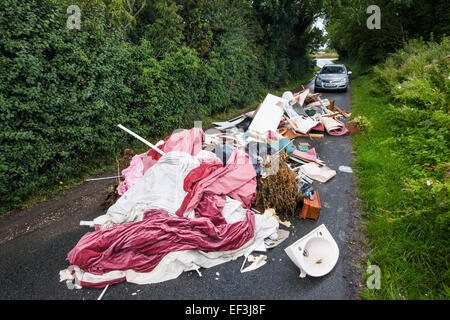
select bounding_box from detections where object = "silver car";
[314,64,352,92]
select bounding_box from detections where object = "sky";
[313,16,328,49]
[313,16,326,33]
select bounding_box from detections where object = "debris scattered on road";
[60,87,351,289]
[240,254,267,273]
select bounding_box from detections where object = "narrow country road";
[315,58,338,68]
[0,59,363,300]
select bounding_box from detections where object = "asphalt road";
[0,59,363,300]
[315,57,338,68]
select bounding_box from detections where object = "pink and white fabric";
[176,148,257,216]
[292,148,317,162]
[66,193,255,288]
[321,117,349,136]
[116,152,159,195]
[60,204,279,289]
[117,128,204,195]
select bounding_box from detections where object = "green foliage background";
[321,0,450,298]
[349,37,449,299]
[0,0,322,213]
[323,0,450,65]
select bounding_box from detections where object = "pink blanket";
[176,148,257,216]
[292,148,317,162]
[311,122,324,131]
[321,117,348,136]
[67,193,255,288]
[117,128,204,195]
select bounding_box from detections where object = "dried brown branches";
[254,151,302,219]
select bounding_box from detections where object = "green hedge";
[1,0,303,213]
[0,1,132,209]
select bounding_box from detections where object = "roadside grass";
[2,71,313,217]
[200,71,313,130]
[350,73,449,300]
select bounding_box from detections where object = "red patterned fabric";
[67,193,255,287]
[176,148,257,216]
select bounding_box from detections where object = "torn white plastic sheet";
[248,93,287,135]
[240,254,267,273]
[338,165,353,173]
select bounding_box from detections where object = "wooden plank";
[278,127,324,139]
[333,105,350,119]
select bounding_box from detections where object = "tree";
[60,0,147,40]
[323,0,450,64]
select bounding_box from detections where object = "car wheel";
[314,86,320,93]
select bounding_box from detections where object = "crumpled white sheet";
[93,151,204,227]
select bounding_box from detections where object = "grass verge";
[350,72,449,300]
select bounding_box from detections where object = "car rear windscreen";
[320,66,346,74]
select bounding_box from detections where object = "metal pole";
[97,285,109,300]
[117,124,165,156]
[85,176,122,182]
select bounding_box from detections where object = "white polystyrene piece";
[297,88,310,107]
[248,93,287,135]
